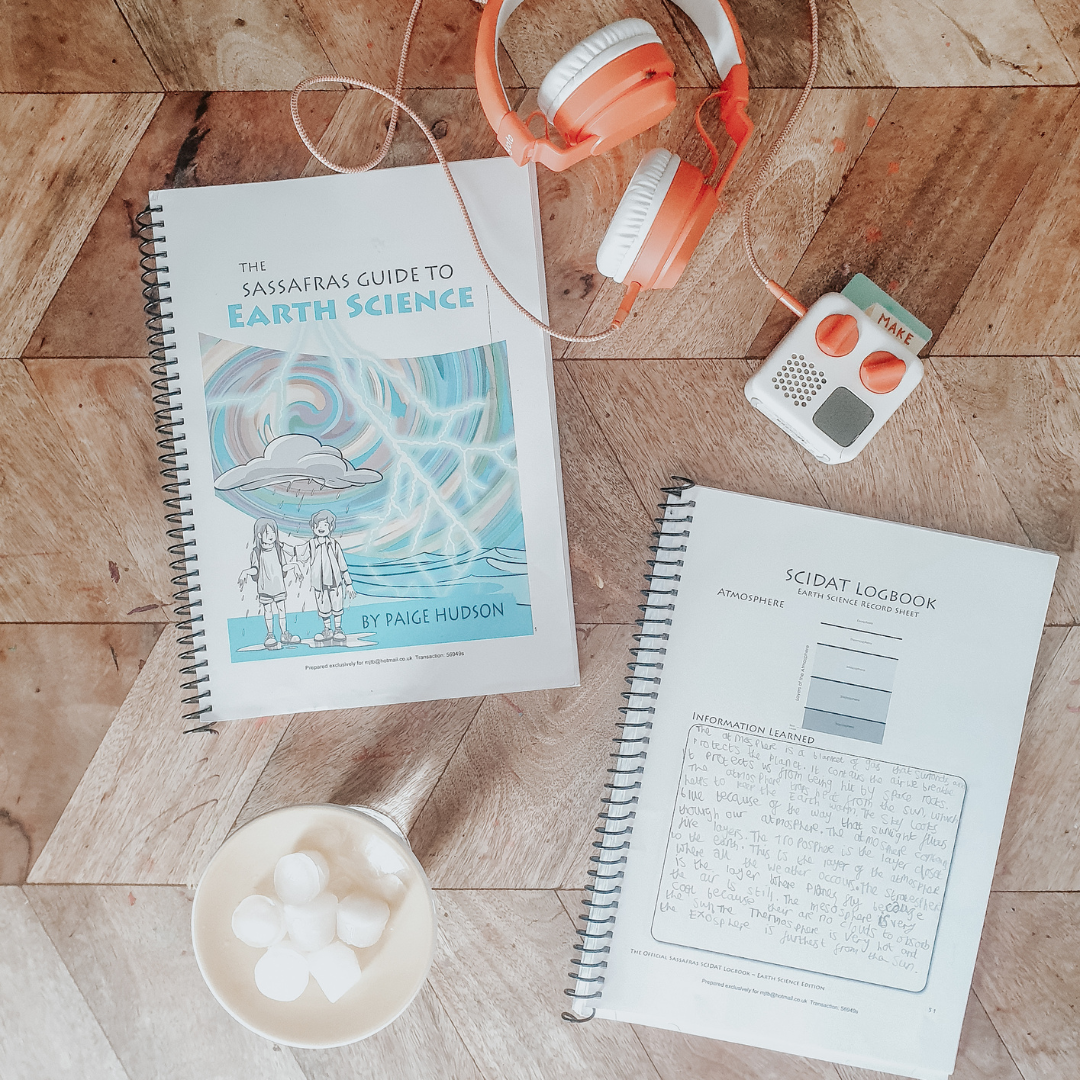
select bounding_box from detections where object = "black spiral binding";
[562,476,695,1021]
[137,205,215,735]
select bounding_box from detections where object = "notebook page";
[583,486,1056,1080]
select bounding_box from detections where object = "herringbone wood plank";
[973,893,1080,1080]
[25,885,310,1079]
[4,5,1080,1077]
[0,0,160,92]
[0,889,128,1080]
[0,624,161,884]
[0,359,162,621]
[115,0,333,91]
[0,93,159,359]
[936,91,1080,356]
[25,91,342,360]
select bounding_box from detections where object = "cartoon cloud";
[214,433,383,492]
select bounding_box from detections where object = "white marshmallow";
[284,891,338,952]
[254,944,309,1001]
[370,872,407,906]
[307,941,363,1003]
[363,835,408,876]
[274,850,330,905]
[336,892,390,948]
[231,894,286,948]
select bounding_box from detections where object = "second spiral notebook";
[143,158,577,724]
[568,482,1056,1080]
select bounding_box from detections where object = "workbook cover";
[149,159,577,721]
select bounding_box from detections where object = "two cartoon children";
[239,510,354,648]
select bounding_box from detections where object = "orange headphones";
[475,0,754,324]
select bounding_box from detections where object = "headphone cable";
[741,0,819,318]
[290,0,620,344]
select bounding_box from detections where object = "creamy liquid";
[192,804,435,1047]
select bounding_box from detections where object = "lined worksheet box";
[651,726,966,992]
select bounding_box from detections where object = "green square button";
[812,386,874,447]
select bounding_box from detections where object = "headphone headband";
[476,0,749,167]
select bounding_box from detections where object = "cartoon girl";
[238,517,300,649]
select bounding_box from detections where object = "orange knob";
[814,313,859,357]
[860,351,907,394]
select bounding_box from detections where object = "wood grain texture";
[935,91,1080,356]
[25,885,308,1079]
[835,992,1023,1080]
[563,90,893,359]
[28,631,291,886]
[0,887,129,1080]
[291,983,483,1080]
[234,696,484,836]
[844,0,1076,85]
[25,90,342,361]
[1034,0,1080,78]
[565,359,826,515]
[0,624,161,884]
[1032,625,1070,696]
[973,893,1080,1080]
[299,87,514,179]
[0,359,161,622]
[299,0,522,89]
[116,0,334,91]
[935,357,1080,625]
[0,93,159,359]
[410,625,631,889]
[498,0,707,88]
[749,88,1078,358]
[635,1023,841,1079]
[0,0,160,93]
[24,358,172,607]
[430,890,661,1080]
[713,0,887,88]
[993,626,1080,890]
[556,887,585,926]
[554,363,652,624]
[802,369,1032,546]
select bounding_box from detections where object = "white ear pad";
[537,19,663,123]
[669,0,741,80]
[596,148,681,283]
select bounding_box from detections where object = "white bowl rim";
[191,802,436,1048]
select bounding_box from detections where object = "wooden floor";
[2,1,1079,1076]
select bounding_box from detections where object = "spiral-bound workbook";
[567,483,1057,1080]
[139,159,577,725]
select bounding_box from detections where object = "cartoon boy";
[238,518,300,649]
[305,509,355,646]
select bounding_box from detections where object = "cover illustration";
[202,332,532,662]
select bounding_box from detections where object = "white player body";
[745,293,925,464]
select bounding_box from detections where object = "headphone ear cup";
[537,19,676,153]
[597,149,718,291]
[597,149,680,284]
[538,19,662,122]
